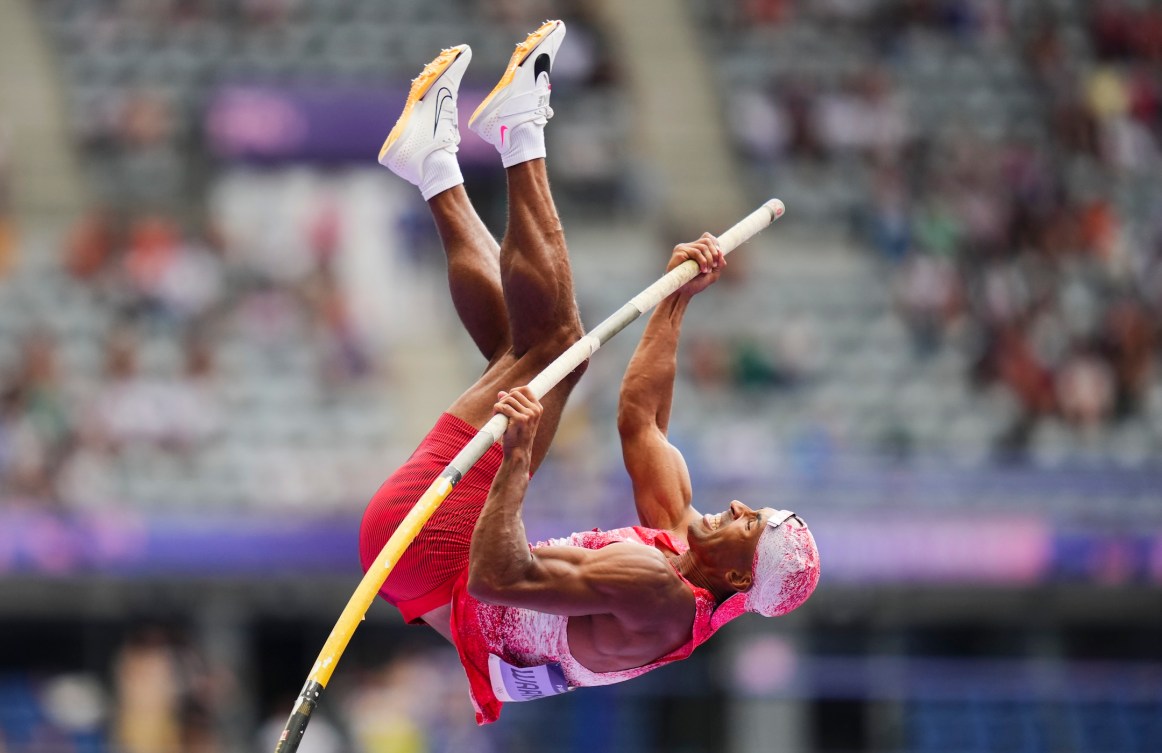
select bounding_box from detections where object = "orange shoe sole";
[468,20,560,128]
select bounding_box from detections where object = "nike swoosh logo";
[533,52,551,81]
[500,124,508,147]
[433,87,453,136]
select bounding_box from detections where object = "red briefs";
[359,413,504,624]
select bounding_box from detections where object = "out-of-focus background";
[1,0,1160,751]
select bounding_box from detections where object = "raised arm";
[467,387,684,623]
[617,234,725,533]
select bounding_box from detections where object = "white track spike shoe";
[469,20,565,167]
[378,44,471,199]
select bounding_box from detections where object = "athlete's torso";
[448,525,739,723]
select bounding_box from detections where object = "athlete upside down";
[361,20,819,724]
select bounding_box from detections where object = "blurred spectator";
[54,431,120,513]
[863,164,911,262]
[1086,66,1162,177]
[121,214,182,318]
[63,208,117,282]
[112,629,183,753]
[895,253,961,356]
[86,331,158,449]
[85,329,223,453]
[112,90,184,208]
[159,336,223,450]
[0,333,72,503]
[1026,21,1072,92]
[911,195,964,259]
[155,228,227,325]
[343,651,497,753]
[113,627,227,753]
[1050,96,1101,157]
[728,88,791,165]
[783,85,825,158]
[1102,298,1156,416]
[778,315,823,383]
[984,325,1056,424]
[12,333,71,457]
[344,660,432,753]
[304,261,371,386]
[1127,66,1160,125]
[1056,347,1116,430]
[815,68,910,157]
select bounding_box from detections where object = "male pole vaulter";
[361,20,820,724]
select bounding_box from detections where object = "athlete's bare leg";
[445,158,585,471]
[427,187,511,362]
[413,22,577,637]
[422,162,585,642]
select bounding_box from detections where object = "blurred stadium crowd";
[0,625,502,753]
[1,0,625,513]
[2,0,1160,517]
[700,0,1161,456]
[1,1,1160,752]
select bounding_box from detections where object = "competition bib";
[487,654,571,702]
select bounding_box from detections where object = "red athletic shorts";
[359,413,504,624]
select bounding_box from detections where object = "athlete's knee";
[545,318,585,355]
[522,320,586,373]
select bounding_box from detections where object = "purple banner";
[205,84,493,164]
[1,508,1161,584]
[0,508,356,576]
[809,512,1052,584]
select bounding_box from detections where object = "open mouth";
[703,512,725,531]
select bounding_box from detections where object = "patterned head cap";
[745,510,820,617]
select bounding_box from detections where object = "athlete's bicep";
[620,424,696,532]
[468,543,676,622]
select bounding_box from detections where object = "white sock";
[420,148,464,201]
[500,121,547,169]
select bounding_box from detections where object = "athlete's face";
[687,501,780,590]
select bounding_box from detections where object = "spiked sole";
[468,20,560,129]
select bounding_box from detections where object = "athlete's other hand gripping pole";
[272,198,784,753]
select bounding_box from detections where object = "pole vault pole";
[273,199,785,753]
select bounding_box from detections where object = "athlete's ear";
[726,569,752,592]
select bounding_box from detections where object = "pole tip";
[765,198,786,220]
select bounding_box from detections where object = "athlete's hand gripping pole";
[272,199,785,753]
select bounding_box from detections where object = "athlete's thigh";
[445,348,582,472]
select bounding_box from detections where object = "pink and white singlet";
[449,525,744,724]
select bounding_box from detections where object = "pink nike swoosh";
[500,124,508,147]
